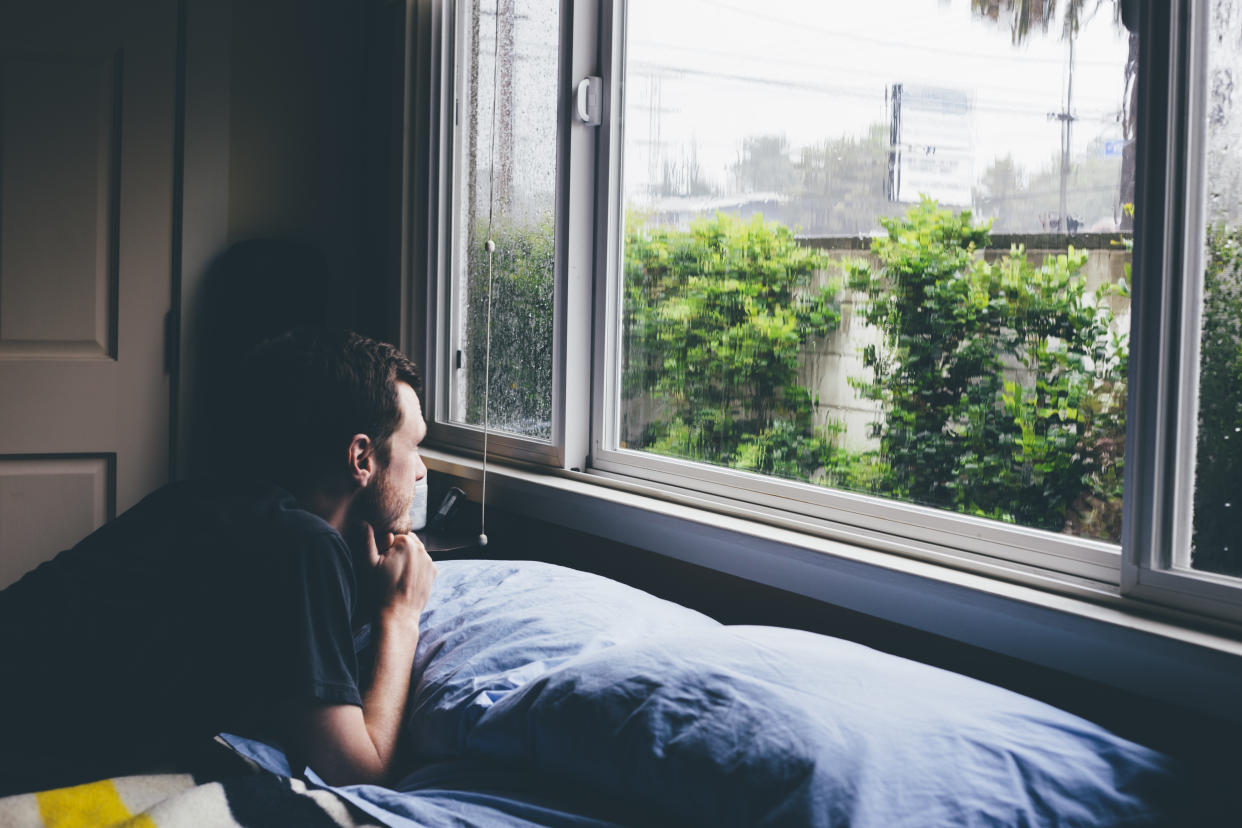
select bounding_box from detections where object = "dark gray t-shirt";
[0,480,366,794]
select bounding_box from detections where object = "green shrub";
[847,198,1128,537]
[464,219,556,438]
[623,213,847,481]
[479,203,1133,543]
[1192,224,1242,575]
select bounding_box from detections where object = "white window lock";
[574,76,602,126]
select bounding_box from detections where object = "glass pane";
[619,0,1134,541]
[450,0,558,440]
[1189,6,1242,577]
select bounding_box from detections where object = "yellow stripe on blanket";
[35,779,156,828]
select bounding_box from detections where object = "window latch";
[574,76,602,126]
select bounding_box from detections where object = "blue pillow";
[405,559,720,759]
[462,625,1181,827]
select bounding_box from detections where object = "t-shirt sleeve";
[281,532,362,707]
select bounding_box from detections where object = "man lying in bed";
[0,328,438,796]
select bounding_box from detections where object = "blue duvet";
[229,560,1182,826]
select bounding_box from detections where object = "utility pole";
[1048,33,1076,232]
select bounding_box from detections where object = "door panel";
[0,0,176,580]
[0,455,113,589]
[0,52,120,357]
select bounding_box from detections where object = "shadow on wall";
[191,239,332,478]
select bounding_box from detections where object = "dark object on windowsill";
[418,487,482,555]
[427,486,467,532]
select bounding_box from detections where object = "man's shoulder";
[112,479,349,576]
[143,479,338,537]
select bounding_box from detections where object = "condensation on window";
[1190,0,1242,576]
[451,0,557,441]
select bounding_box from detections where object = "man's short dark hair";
[235,328,422,490]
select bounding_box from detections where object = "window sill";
[422,447,1242,725]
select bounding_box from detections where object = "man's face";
[358,382,428,536]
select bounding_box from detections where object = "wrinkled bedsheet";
[281,560,1183,827]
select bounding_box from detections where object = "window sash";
[414,0,1242,621]
[587,0,1123,588]
[1120,0,1242,623]
[423,0,596,469]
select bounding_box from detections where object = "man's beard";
[357,463,415,537]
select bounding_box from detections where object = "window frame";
[1120,0,1242,623]
[414,0,1242,623]
[420,0,596,469]
[586,0,1124,589]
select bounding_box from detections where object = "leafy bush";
[464,219,555,438]
[1192,224,1242,575]
[623,214,846,480]
[480,202,1133,543]
[847,199,1127,537]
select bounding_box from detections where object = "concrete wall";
[800,235,1131,452]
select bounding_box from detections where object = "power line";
[680,0,1128,68]
[629,38,1126,105]
[627,61,1122,119]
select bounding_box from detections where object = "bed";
[1,559,1187,827]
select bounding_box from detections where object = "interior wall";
[177,0,405,478]
[227,0,360,328]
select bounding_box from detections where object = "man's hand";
[365,522,437,626]
[282,525,437,787]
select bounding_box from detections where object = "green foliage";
[465,219,555,437]
[623,203,1128,540]
[471,200,1134,542]
[623,213,845,480]
[1192,224,1242,575]
[847,198,1128,537]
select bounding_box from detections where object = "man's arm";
[278,525,436,786]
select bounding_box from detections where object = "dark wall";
[182,0,406,477]
[224,0,403,342]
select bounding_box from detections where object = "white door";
[0,0,177,587]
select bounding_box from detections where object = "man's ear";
[347,433,374,487]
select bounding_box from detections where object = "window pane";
[619,0,1134,541]
[450,0,557,440]
[1190,7,1242,577]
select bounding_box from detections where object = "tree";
[973,156,1026,232]
[848,198,1127,535]
[791,124,906,236]
[656,141,715,198]
[974,144,1124,232]
[465,219,556,438]
[969,0,1136,229]
[1192,225,1242,576]
[623,213,844,480]
[732,134,796,194]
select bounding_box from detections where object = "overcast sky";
[622,0,1131,197]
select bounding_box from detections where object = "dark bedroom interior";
[1,0,1241,825]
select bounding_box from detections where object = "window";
[418,0,1242,621]
[1122,0,1242,621]
[447,0,560,442]
[427,0,594,467]
[595,0,1135,585]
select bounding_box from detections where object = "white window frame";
[587,0,1122,590]
[1120,0,1242,623]
[413,0,1242,623]
[419,0,596,470]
